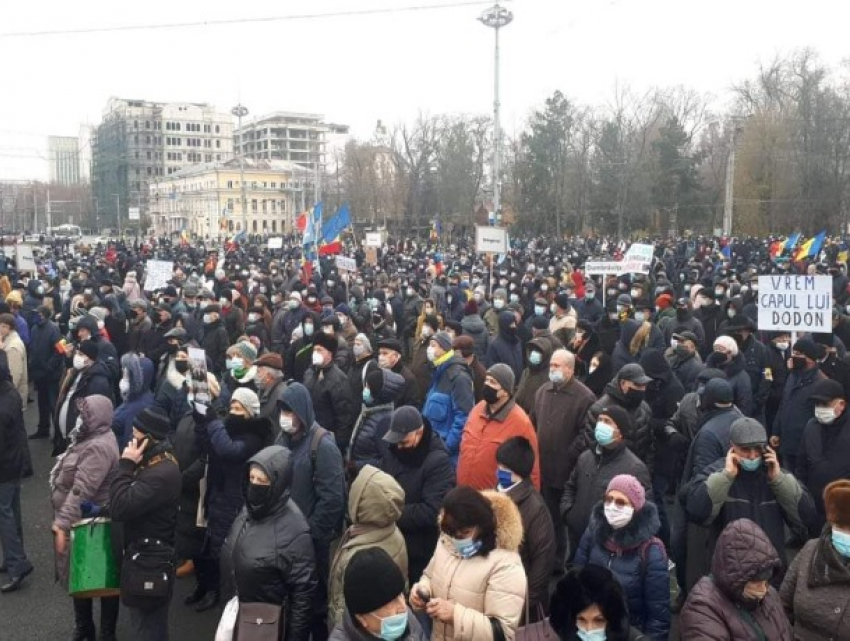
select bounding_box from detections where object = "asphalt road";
[0,401,223,640]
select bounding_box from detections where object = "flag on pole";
[783,232,802,254]
[321,203,351,244]
[794,231,826,262]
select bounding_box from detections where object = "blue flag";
[322,203,351,244]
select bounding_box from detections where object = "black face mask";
[175,361,189,374]
[623,388,645,407]
[791,356,808,370]
[246,483,272,512]
[676,308,688,320]
[167,343,179,354]
[482,385,500,405]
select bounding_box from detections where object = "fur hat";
[312,330,338,355]
[452,335,474,358]
[714,335,739,357]
[231,387,260,418]
[496,436,535,479]
[254,353,283,371]
[133,407,170,440]
[550,566,631,640]
[824,480,850,528]
[607,474,646,511]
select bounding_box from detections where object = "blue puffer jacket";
[348,369,405,472]
[422,354,474,464]
[196,413,271,558]
[575,501,670,641]
[112,355,156,449]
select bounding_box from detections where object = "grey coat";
[780,529,850,641]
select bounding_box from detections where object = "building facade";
[48,136,81,185]
[234,111,349,172]
[148,158,311,238]
[91,98,234,230]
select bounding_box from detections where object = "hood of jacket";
[375,369,405,406]
[639,347,671,385]
[481,490,524,553]
[78,394,114,439]
[347,464,404,527]
[461,312,487,335]
[711,518,780,604]
[243,445,293,519]
[27,280,44,297]
[279,382,316,430]
[526,336,554,364]
[497,310,518,342]
[76,314,99,338]
[591,500,660,551]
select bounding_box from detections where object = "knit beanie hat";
[496,437,535,479]
[599,406,632,437]
[232,341,258,363]
[343,548,406,615]
[793,338,822,362]
[607,474,646,511]
[430,331,453,352]
[464,299,478,315]
[79,339,99,361]
[713,335,739,357]
[487,363,515,393]
[232,387,261,418]
[133,407,171,440]
[824,480,850,529]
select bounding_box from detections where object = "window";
[134,120,138,128]
[252,220,258,233]
[271,200,276,212]
[216,154,221,161]
[147,167,152,176]
[227,199,234,211]
[145,121,150,129]
[251,199,258,212]
[272,220,277,233]
[134,135,139,143]
[262,200,267,213]
[205,154,212,162]
[251,181,257,188]
[146,136,151,144]
[216,140,220,148]
[227,180,233,188]
[134,151,139,159]
[271,182,276,189]
[147,151,151,160]
[215,125,220,133]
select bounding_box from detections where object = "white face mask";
[203,313,214,324]
[493,299,505,310]
[97,320,105,330]
[248,313,259,323]
[815,406,838,425]
[322,326,334,335]
[426,346,437,362]
[604,503,635,529]
[119,378,131,398]
[279,413,298,434]
[312,351,325,367]
[775,341,789,352]
[73,353,88,370]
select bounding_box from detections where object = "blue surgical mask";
[832,529,850,558]
[303,323,314,337]
[452,536,482,559]
[586,293,595,301]
[362,388,373,404]
[739,456,762,472]
[595,422,615,446]
[534,305,546,316]
[576,627,607,641]
[634,311,646,322]
[371,612,409,641]
[528,351,542,366]
[226,358,242,371]
[549,370,565,385]
[497,469,515,489]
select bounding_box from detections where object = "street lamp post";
[232,104,249,233]
[113,193,121,237]
[478,3,513,226]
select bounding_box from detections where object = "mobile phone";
[416,587,431,604]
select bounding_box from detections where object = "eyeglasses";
[604,496,630,509]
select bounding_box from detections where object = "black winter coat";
[585,381,654,466]
[0,379,32,483]
[196,414,271,558]
[28,318,62,383]
[55,361,115,439]
[347,369,404,472]
[796,410,850,533]
[304,363,356,452]
[377,421,455,583]
[773,366,827,459]
[225,447,317,641]
[172,412,206,560]
[201,320,229,377]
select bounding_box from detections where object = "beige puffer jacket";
[419,491,527,641]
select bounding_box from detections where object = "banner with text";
[757,274,832,333]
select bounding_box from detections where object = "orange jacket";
[457,399,541,491]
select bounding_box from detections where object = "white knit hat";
[231,388,260,417]
[714,335,739,357]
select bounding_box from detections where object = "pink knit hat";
[606,475,646,511]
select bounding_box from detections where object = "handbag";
[515,599,557,641]
[235,602,284,641]
[120,538,175,610]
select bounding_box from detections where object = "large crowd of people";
[0,232,849,640]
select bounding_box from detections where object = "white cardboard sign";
[267,237,283,249]
[584,260,622,276]
[15,244,36,273]
[335,255,357,272]
[757,274,832,333]
[365,232,382,247]
[475,226,508,254]
[144,259,174,292]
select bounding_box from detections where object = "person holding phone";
[684,417,816,584]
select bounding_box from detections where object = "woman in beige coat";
[328,465,408,629]
[411,486,527,641]
[49,394,120,640]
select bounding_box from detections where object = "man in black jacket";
[303,332,356,453]
[379,407,455,583]
[110,407,181,640]
[28,305,63,439]
[200,304,229,378]
[0,351,34,593]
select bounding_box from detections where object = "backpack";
[309,425,329,482]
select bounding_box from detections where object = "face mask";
[246,483,272,511]
[675,344,691,357]
[353,344,366,358]
[670,338,679,349]
[97,320,105,330]
[586,293,595,301]
[362,388,373,404]
[528,351,542,366]
[175,360,189,374]
[509,293,519,303]
[322,326,334,336]
[119,379,130,398]
[226,358,242,371]
[739,456,762,472]
[452,536,482,559]
[576,627,607,641]
[624,388,645,406]
[595,422,615,446]
[815,406,838,425]
[219,298,229,306]
[248,313,259,323]
[832,529,850,557]
[289,300,299,310]
[426,346,437,362]
[534,305,545,316]
[774,341,789,352]
[312,351,325,367]
[634,311,645,322]
[370,612,409,641]
[549,370,565,385]
[421,326,434,339]
[482,385,500,405]
[630,289,641,299]
[203,313,214,324]
[589,363,598,374]
[497,468,517,490]
[279,414,298,434]
[73,353,87,370]
[406,287,415,297]
[540,284,549,293]
[608,312,619,321]
[493,299,505,310]
[604,503,635,529]
[303,323,314,337]
[727,308,735,319]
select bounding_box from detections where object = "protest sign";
[475,226,508,254]
[757,274,832,333]
[144,259,174,291]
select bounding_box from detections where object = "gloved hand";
[80,500,102,518]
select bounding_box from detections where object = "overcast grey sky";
[1,0,848,180]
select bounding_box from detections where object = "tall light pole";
[478,3,513,226]
[232,104,249,233]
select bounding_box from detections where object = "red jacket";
[457,399,541,491]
